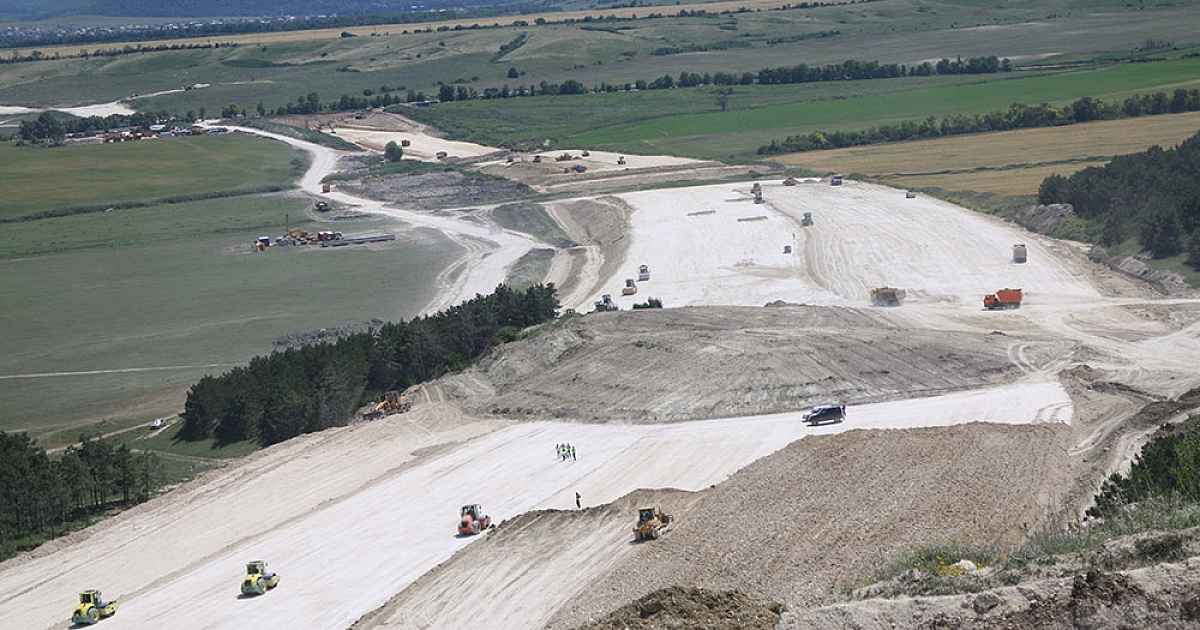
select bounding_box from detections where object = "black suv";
[803,404,846,425]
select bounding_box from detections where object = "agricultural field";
[775,110,1200,195]
[0,133,302,219]
[0,137,459,442]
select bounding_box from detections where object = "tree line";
[179,284,560,447]
[0,432,166,559]
[1037,129,1200,263]
[757,88,1200,155]
[1088,408,1200,519]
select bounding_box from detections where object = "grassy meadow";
[775,111,1200,195]
[0,137,460,443]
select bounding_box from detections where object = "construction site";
[5,111,1200,630]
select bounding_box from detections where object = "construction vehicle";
[617,156,626,165]
[322,184,331,193]
[783,177,799,186]
[870,287,906,306]
[830,173,844,186]
[783,245,792,254]
[633,506,672,541]
[801,212,813,226]
[622,279,637,296]
[284,227,319,243]
[1013,243,1027,263]
[365,390,411,419]
[751,182,764,204]
[72,589,118,625]
[984,288,1023,310]
[906,190,917,199]
[458,504,492,535]
[314,201,330,212]
[637,265,650,282]
[594,294,617,312]
[240,560,280,596]
[401,139,411,147]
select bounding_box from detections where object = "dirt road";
[7,119,1200,630]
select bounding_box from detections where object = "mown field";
[0,138,459,443]
[775,110,1200,195]
[411,55,1200,160]
[0,133,303,219]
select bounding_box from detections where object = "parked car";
[803,404,845,425]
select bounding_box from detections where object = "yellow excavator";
[71,589,118,625]
[364,390,412,420]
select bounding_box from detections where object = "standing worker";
[575,492,581,509]
[571,445,576,461]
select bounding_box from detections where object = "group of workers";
[556,443,577,461]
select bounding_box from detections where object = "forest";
[0,432,165,559]
[178,284,560,447]
[1038,129,1200,262]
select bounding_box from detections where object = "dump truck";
[801,212,813,226]
[984,288,1023,310]
[458,504,492,535]
[633,506,672,541]
[72,590,118,625]
[830,174,844,186]
[622,279,637,296]
[637,265,650,282]
[870,287,906,306]
[365,390,411,419]
[241,560,280,596]
[1013,243,1027,263]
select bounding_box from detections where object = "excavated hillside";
[440,305,1063,423]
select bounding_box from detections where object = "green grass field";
[0,136,460,442]
[0,134,304,220]
[408,55,1200,160]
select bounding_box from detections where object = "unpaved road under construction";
[5,120,1200,630]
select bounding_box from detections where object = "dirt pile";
[568,585,781,630]
[545,422,1070,628]
[442,305,1039,423]
[339,170,531,209]
[781,559,1200,630]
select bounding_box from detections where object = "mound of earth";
[338,170,532,209]
[441,305,1052,423]
[569,585,781,630]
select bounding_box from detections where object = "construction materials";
[458,504,492,535]
[364,390,411,420]
[870,287,906,306]
[1013,244,1027,263]
[633,506,673,541]
[72,590,118,625]
[831,174,844,186]
[637,265,650,282]
[240,560,280,596]
[320,233,396,247]
[804,404,846,425]
[801,212,813,226]
[622,279,637,295]
[984,288,1023,310]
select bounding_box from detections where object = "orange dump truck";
[984,288,1023,310]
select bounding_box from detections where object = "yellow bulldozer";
[364,390,412,420]
[633,506,673,541]
[240,560,280,596]
[71,589,118,625]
